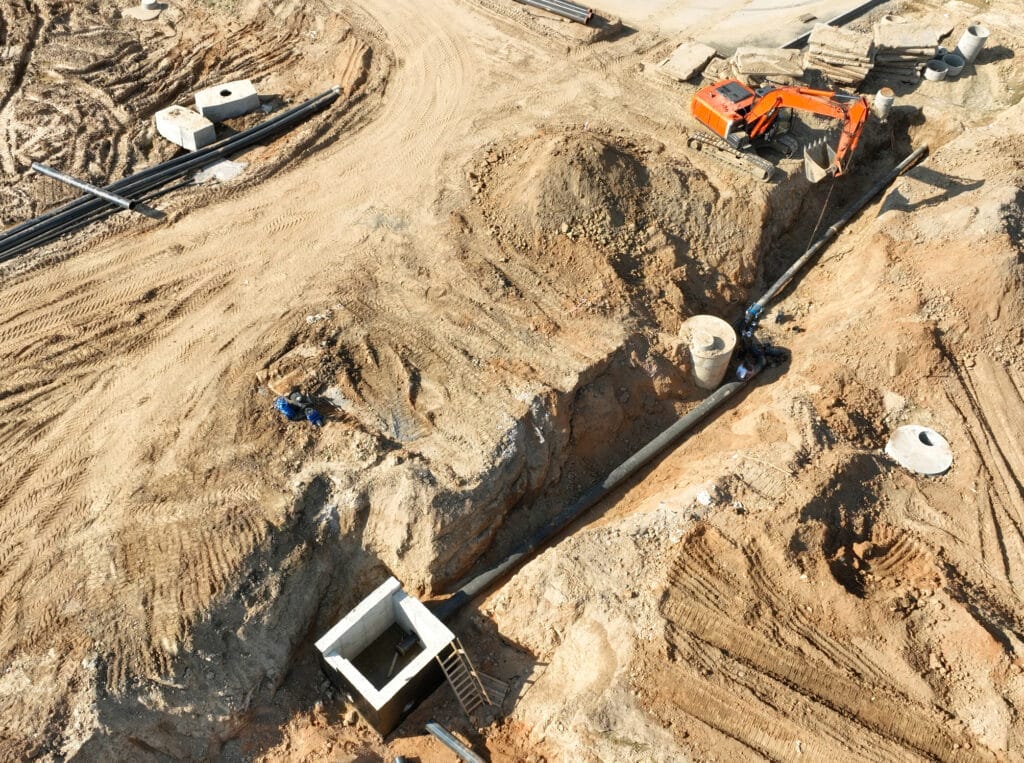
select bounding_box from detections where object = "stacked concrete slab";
[804,24,875,86]
[873,19,948,80]
[731,47,804,82]
[656,41,718,82]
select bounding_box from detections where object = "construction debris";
[804,24,875,86]
[885,425,953,475]
[194,159,247,184]
[122,0,164,21]
[274,391,325,426]
[195,79,261,122]
[657,41,718,82]
[155,105,217,151]
[872,17,951,80]
[731,47,804,80]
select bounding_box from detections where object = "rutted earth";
[0,0,1023,761]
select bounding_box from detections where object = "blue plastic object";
[275,397,303,421]
[305,408,325,427]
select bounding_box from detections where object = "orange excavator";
[688,78,870,183]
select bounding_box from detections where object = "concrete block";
[195,79,260,122]
[154,105,216,151]
[315,577,455,736]
[732,47,804,77]
[659,41,718,82]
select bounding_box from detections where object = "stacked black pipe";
[515,0,592,25]
[0,87,341,264]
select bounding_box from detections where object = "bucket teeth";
[803,138,836,183]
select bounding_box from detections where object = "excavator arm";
[744,86,870,177]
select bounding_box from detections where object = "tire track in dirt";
[660,528,996,761]
[944,357,1024,589]
[0,0,367,228]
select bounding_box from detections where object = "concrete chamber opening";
[315,577,454,735]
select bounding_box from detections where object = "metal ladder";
[437,639,497,718]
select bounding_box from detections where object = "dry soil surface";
[1,0,1023,761]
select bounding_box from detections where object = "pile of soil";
[256,128,784,598]
[474,129,774,316]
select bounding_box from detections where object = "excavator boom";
[690,79,870,181]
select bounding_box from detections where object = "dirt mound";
[253,129,784,598]
[475,129,775,318]
[486,132,661,241]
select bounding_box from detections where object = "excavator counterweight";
[689,78,870,182]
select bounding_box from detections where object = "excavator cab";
[691,79,757,149]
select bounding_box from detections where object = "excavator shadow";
[877,165,985,215]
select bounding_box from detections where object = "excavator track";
[686,131,776,182]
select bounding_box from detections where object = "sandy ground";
[1,0,1023,760]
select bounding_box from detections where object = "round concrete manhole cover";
[885,425,953,475]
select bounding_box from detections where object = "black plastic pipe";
[2,91,335,258]
[2,87,340,256]
[432,373,757,621]
[6,91,333,247]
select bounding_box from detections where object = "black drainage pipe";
[431,366,764,622]
[0,86,341,263]
[425,721,486,763]
[746,144,928,322]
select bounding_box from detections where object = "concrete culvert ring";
[885,425,953,475]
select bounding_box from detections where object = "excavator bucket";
[803,139,836,183]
